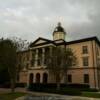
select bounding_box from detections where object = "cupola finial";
[58,22,61,26]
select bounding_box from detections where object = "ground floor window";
[84,74,89,83]
[67,74,72,83]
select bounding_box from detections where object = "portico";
[30,46,53,68]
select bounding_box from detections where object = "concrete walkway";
[16,90,100,100]
[0,88,100,100]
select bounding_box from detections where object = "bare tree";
[46,46,77,90]
[0,37,29,92]
[0,39,17,92]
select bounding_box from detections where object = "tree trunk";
[56,74,60,90]
[64,70,68,84]
[64,74,67,84]
[10,79,15,93]
[57,82,60,90]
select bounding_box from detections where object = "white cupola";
[53,22,66,41]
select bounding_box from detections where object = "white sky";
[0,0,100,42]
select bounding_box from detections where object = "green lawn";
[0,92,27,100]
[82,92,100,98]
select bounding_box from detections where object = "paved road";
[0,88,100,100]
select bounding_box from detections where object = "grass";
[82,92,100,98]
[0,92,27,100]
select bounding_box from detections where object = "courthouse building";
[17,23,100,89]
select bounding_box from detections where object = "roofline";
[66,36,100,46]
[29,37,56,47]
[55,36,100,46]
[17,36,100,53]
[29,36,100,47]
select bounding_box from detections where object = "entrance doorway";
[29,73,34,84]
[43,73,48,83]
[36,73,40,83]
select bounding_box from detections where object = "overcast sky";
[0,0,100,42]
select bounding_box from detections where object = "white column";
[34,74,36,83]
[49,46,52,56]
[35,49,38,67]
[42,48,45,66]
[40,73,43,83]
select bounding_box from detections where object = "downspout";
[94,42,99,89]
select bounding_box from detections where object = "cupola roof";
[53,22,65,33]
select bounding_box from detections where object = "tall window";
[97,48,99,56]
[31,60,34,67]
[38,59,41,66]
[67,74,72,83]
[83,57,89,66]
[36,73,40,83]
[84,74,89,83]
[82,46,88,54]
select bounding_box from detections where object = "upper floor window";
[97,47,99,56]
[97,58,100,67]
[31,60,34,67]
[82,46,88,54]
[38,59,41,66]
[83,57,89,66]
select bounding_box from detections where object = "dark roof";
[29,36,100,47]
[55,36,100,46]
[54,39,66,42]
[66,36,100,46]
[54,26,64,32]
[17,36,100,54]
[53,22,66,35]
[54,39,66,45]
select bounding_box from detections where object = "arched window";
[36,73,40,83]
[43,73,48,84]
[29,73,33,84]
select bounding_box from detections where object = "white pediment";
[30,37,53,47]
[35,39,47,45]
